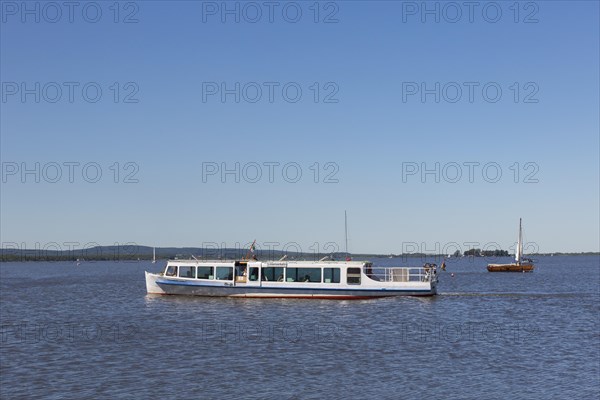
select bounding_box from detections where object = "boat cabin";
[147,259,437,297]
[161,260,433,286]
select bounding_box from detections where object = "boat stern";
[429,277,438,296]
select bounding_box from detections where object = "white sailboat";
[152,247,156,264]
[487,218,534,272]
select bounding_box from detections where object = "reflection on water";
[1,255,599,399]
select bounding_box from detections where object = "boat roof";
[167,259,368,266]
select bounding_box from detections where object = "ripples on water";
[1,256,598,399]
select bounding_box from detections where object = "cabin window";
[197,266,214,279]
[165,266,177,276]
[285,268,297,282]
[249,267,259,281]
[216,266,233,280]
[262,267,284,282]
[323,268,340,283]
[347,267,361,285]
[179,266,195,278]
[286,268,321,283]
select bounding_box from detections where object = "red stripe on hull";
[154,293,434,299]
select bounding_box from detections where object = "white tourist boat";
[145,259,438,299]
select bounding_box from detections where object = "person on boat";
[423,264,431,282]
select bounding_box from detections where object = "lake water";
[1,255,598,399]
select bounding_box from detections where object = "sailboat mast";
[344,210,348,255]
[516,218,523,264]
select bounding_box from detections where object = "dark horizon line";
[1,244,598,258]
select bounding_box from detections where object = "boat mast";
[344,210,348,257]
[515,218,523,264]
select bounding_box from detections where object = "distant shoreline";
[0,245,598,262]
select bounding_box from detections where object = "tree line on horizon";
[0,245,597,262]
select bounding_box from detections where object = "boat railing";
[366,267,436,283]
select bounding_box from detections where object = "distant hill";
[0,245,597,262]
[1,245,360,262]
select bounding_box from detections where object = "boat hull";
[487,263,534,272]
[145,272,436,299]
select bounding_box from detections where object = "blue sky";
[1,0,599,254]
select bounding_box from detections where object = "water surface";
[1,255,598,399]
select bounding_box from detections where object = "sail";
[515,219,523,263]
